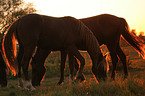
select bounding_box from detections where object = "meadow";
[0,45,145,96]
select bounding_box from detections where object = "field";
[0,45,145,96]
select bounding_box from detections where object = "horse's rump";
[119,18,145,58]
[80,14,122,45]
[80,14,145,57]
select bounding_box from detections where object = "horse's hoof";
[57,81,64,85]
[18,78,25,89]
[74,75,85,83]
[18,84,26,90]
[74,78,81,83]
[109,78,115,82]
[20,87,26,91]
[80,75,86,82]
[32,83,40,86]
[30,87,36,91]
[110,76,115,80]
[18,84,25,90]
[69,79,74,84]
[123,74,128,80]
[25,81,36,91]
[26,85,36,91]
[123,75,129,81]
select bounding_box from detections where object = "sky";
[24,0,145,35]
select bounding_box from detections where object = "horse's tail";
[2,21,18,76]
[120,18,145,59]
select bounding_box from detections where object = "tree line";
[0,0,36,40]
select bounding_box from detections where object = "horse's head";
[31,55,47,86]
[0,67,7,87]
[92,54,108,82]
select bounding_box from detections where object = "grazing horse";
[0,49,7,87]
[63,14,145,82]
[31,14,145,85]
[2,14,107,90]
[58,14,145,84]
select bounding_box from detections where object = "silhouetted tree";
[138,32,145,42]
[131,29,137,36]
[138,32,144,37]
[0,0,36,37]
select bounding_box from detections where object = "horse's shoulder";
[119,17,126,22]
[63,16,77,21]
[62,16,80,24]
[62,16,74,19]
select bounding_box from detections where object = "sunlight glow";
[24,0,145,35]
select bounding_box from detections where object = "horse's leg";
[31,48,50,86]
[67,46,85,81]
[107,45,118,80]
[0,50,7,87]
[68,54,74,83]
[72,57,86,82]
[17,44,25,90]
[57,50,67,85]
[21,46,36,91]
[116,45,128,79]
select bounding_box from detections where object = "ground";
[0,45,145,96]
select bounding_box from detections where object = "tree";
[139,32,144,37]
[0,0,36,37]
[131,29,137,36]
[138,32,145,42]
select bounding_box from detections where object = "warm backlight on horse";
[2,14,107,90]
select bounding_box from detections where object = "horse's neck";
[87,46,103,65]
[87,49,98,63]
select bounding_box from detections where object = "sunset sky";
[25,0,145,35]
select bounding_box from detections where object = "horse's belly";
[37,41,64,51]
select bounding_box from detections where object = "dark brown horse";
[2,14,107,90]
[0,50,7,87]
[31,14,145,85]
[58,14,145,84]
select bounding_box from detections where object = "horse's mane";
[78,20,102,59]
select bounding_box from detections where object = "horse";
[58,14,145,84]
[2,14,107,90]
[30,14,145,85]
[0,49,7,87]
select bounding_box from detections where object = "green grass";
[0,45,145,96]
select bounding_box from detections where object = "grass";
[0,45,145,96]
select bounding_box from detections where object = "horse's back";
[16,14,83,50]
[81,14,123,45]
